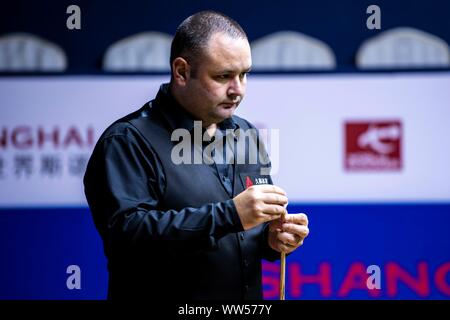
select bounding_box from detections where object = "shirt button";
[240,233,244,241]
[244,259,249,267]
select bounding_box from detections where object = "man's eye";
[217,74,229,80]
[240,72,249,79]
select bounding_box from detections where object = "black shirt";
[84,84,279,300]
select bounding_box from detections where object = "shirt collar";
[154,83,239,135]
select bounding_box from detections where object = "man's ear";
[172,57,190,86]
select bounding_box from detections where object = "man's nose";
[227,76,245,98]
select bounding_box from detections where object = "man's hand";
[233,185,288,230]
[268,213,309,254]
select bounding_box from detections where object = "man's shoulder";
[231,114,256,130]
[99,103,152,141]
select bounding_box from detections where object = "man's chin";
[218,104,237,117]
[206,105,238,124]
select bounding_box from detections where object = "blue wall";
[1,204,449,299]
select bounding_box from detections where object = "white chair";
[251,31,336,71]
[103,32,172,72]
[0,32,67,72]
[356,27,450,69]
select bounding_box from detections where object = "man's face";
[184,32,252,126]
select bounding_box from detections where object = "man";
[84,10,309,300]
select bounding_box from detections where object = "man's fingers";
[278,243,294,253]
[263,194,288,206]
[284,213,308,226]
[282,223,309,239]
[269,218,283,231]
[277,231,303,247]
[256,184,286,195]
[263,204,287,216]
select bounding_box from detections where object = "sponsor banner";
[241,73,450,202]
[0,76,168,206]
[344,121,402,171]
[1,203,449,299]
[262,260,450,299]
[1,73,450,206]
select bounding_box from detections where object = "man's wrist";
[224,199,245,232]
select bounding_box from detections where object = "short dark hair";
[170,11,247,75]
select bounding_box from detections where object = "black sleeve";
[83,125,244,253]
